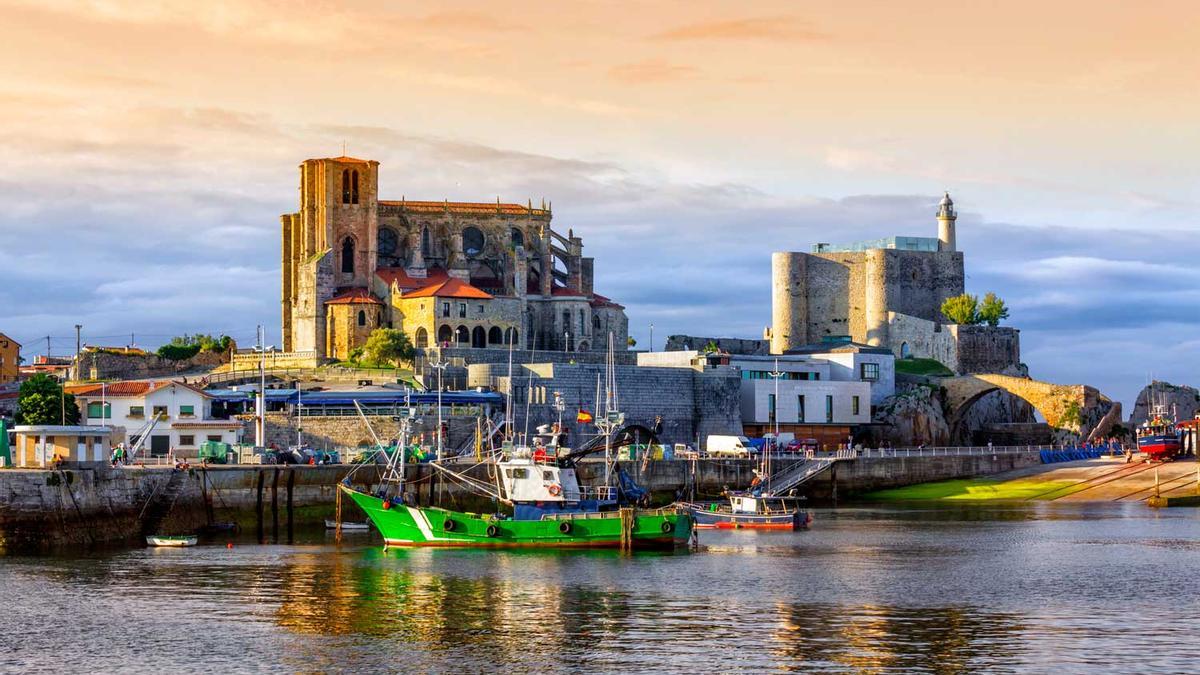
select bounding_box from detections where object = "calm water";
[3,503,1199,674]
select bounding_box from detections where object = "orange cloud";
[608,59,698,84]
[650,16,825,42]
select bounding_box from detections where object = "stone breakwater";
[0,450,1042,551]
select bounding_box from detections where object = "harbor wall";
[0,451,1042,550]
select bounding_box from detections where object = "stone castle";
[766,193,1020,374]
[280,156,628,360]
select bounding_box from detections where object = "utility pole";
[768,358,785,491]
[255,325,265,447]
[649,323,654,353]
[74,324,82,381]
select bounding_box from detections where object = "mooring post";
[286,469,295,544]
[335,485,343,543]
[271,467,280,541]
[830,461,838,505]
[255,470,265,543]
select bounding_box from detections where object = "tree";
[940,293,980,325]
[15,373,80,425]
[626,336,637,348]
[362,329,415,367]
[703,340,720,354]
[979,292,1010,327]
[156,333,234,360]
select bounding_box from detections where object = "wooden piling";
[335,486,343,543]
[255,470,265,542]
[271,467,280,541]
[286,469,295,544]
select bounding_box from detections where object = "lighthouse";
[937,191,957,252]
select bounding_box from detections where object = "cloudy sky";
[1,0,1197,408]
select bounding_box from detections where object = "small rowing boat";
[325,519,370,531]
[145,535,198,547]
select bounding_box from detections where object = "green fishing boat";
[340,334,693,551]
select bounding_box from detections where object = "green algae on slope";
[864,478,1082,501]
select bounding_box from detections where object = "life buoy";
[660,521,674,534]
[443,519,455,532]
[547,484,563,497]
[558,521,572,534]
[486,524,499,537]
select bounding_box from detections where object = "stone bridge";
[940,374,1121,442]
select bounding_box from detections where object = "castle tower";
[770,252,808,354]
[937,191,957,252]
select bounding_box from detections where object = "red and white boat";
[1137,403,1181,462]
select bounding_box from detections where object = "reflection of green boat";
[342,484,691,550]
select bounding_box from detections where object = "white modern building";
[71,380,242,458]
[640,343,895,448]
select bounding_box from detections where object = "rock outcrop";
[76,349,228,381]
[872,383,951,447]
[1129,381,1200,427]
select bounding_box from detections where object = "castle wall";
[953,325,1021,375]
[665,335,768,355]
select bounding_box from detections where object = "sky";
[1,0,1197,409]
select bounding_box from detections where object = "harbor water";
[3,502,1199,673]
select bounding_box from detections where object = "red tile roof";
[590,292,624,309]
[375,266,450,291]
[68,380,212,398]
[326,288,384,305]
[402,277,493,300]
[378,200,550,217]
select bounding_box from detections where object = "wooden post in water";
[286,469,295,544]
[271,467,280,541]
[255,470,265,542]
[335,485,343,543]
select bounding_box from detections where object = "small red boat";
[1137,404,1181,462]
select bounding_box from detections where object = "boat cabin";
[498,444,614,504]
[728,494,795,515]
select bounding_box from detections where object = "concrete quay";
[0,448,1044,551]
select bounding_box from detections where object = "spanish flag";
[576,409,593,424]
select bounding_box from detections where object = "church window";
[378,227,398,257]
[463,227,485,258]
[511,228,524,249]
[415,328,429,348]
[357,310,366,326]
[593,316,601,332]
[351,170,360,204]
[421,227,432,258]
[341,170,351,204]
[579,310,586,335]
[341,237,355,274]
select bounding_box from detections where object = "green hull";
[342,487,693,550]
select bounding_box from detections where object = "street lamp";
[767,358,785,491]
[429,357,448,460]
[649,323,654,353]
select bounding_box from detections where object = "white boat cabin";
[498,445,615,503]
[729,494,793,514]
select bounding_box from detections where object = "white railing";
[856,445,1050,458]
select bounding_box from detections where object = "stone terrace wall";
[665,335,768,356]
[78,349,228,381]
[468,362,742,447]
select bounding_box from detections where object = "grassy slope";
[894,358,954,377]
[865,477,1084,501]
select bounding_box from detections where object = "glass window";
[861,362,880,381]
[441,302,450,318]
[207,435,222,442]
[179,435,195,447]
[152,405,168,419]
[477,304,485,315]
[512,468,528,479]
[852,396,860,415]
[458,303,467,318]
[129,406,144,418]
[797,395,805,422]
[87,402,110,419]
[825,396,833,423]
[542,470,554,481]
[767,394,776,424]
[179,405,195,417]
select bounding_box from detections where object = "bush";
[156,333,234,360]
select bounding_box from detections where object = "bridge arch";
[941,374,1119,443]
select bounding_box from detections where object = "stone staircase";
[138,469,189,536]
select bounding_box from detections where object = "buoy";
[226,542,233,549]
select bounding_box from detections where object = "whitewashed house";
[72,380,242,459]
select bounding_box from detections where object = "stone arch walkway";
[941,373,1121,442]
